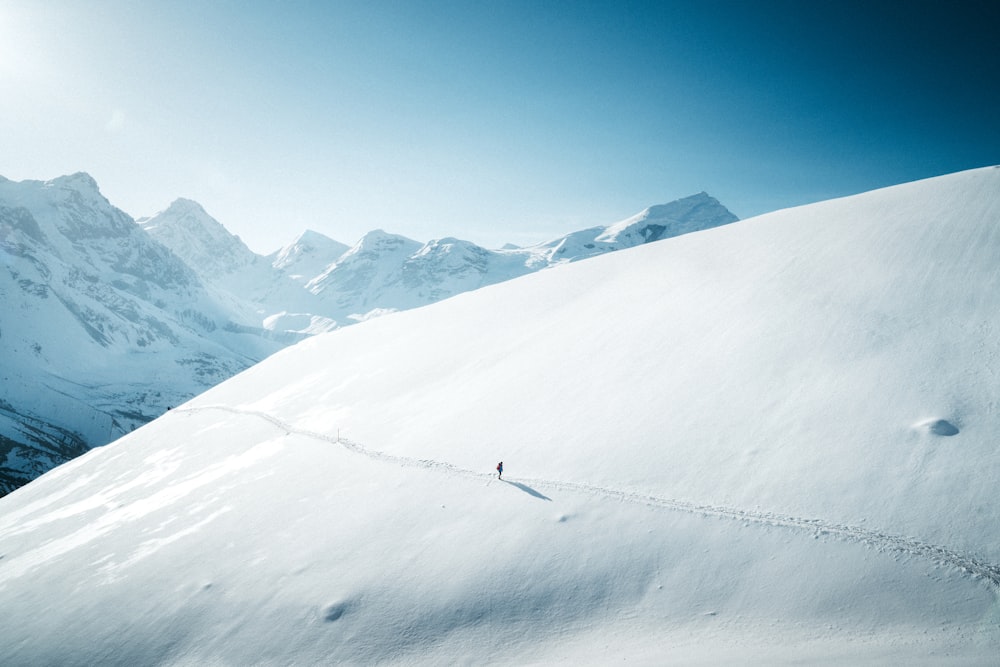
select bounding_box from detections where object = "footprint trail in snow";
[176,405,1000,590]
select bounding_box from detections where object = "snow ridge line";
[176,405,1000,589]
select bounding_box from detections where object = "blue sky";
[1,0,997,252]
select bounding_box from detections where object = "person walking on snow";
[496,461,503,479]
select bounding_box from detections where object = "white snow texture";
[0,179,735,494]
[1,167,999,664]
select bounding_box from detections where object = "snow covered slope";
[1,175,733,495]
[0,175,284,495]
[1,167,998,664]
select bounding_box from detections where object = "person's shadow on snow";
[502,479,552,501]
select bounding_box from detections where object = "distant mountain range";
[0,172,737,493]
[140,190,738,331]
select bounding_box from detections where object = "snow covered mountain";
[139,200,337,335]
[302,191,738,323]
[268,229,350,284]
[0,175,286,495]
[526,191,738,263]
[1,167,997,664]
[137,198,258,280]
[146,191,738,327]
[305,229,425,320]
[0,175,735,496]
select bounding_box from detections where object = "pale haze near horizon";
[1,0,997,253]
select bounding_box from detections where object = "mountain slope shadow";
[503,479,552,501]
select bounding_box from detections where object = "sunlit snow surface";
[2,168,1000,664]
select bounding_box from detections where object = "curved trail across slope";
[176,405,1000,589]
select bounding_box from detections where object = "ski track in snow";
[176,405,1000,590]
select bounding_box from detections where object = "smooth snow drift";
[1,167,999,665]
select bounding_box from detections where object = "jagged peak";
[139,197,257,277]
[411,236,480,258]
[640,192,729,219]
[424,236,477,248]
[46,172,102,195]
[603,192,737,235]
[284,229,349,254]
[294,228,337,245]
[49,171,99,187]
[270,229,349,272]
[142,198,227,237]
[164,197,209,215]
[361,228,407,241]
[553,193,736,248]
[352,229,420,250]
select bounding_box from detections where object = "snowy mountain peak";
[269,229,349,279]
[305,230,423,308]
[420,236,473,252]
[640,191,712,218]
[525,192,738,263]
[301,194,738,318]
[409,237,487,269]
[139,198,257,279]
[0,172,282,494]
[143,198,221,235]
[597,191,738,244]
[163,196,208,216]
[0,172,136,242]
[295,229,333,244]
[40,172,122,227]
[326,229,423,267]
[46,171,102,195]
[295,228,339,245]
[352,228,420,252]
